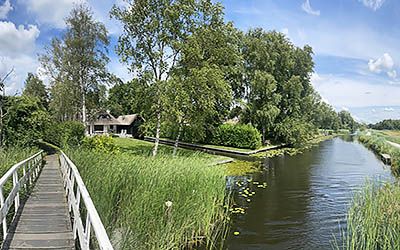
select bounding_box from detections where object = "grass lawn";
[114,137,231,164]
[379,130,400,144]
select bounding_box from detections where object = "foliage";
[111,0,231,156]
[342,182,400,250]
[274,118,316,146]
[40,4,110,122]
[82,135,119,153]
[370,119,400,130]
[3,96,50,146]
[22,73,49,109]
[66,146,227,249]
[212,124,262,149]
[339,110,357,132]
[44,121,85,148]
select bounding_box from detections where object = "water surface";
[225,137,393,250]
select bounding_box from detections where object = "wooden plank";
[3,154,74,250]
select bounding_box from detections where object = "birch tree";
[40,4,110,129]
[111,0,223,156]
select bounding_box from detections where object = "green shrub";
[212,124,261,149]
[44,121,85,148]
[82,135,119,153]
[274,118,316,146]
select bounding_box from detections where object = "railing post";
[13,171,20,213]
[85,213,91,249]
[0,188,7,240]
[22,163,27,190]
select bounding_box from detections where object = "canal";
[225,136,393,250]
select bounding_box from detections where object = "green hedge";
[212,124,261,149]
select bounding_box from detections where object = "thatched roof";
[91,113,143,126]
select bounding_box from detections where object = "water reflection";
[225,137,392,250]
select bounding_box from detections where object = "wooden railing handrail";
[60,151,113,250]
[0,150,44,240]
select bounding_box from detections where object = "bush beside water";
[66,147,228,249]
[212,124,261,149]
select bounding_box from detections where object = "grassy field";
[114,137,231,164]
[341,182,400,250]
[68,138,231,249]
[377,130,400,145]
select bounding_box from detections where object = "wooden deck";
[3,154,74,250]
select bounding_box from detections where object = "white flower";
[165,201,173,208]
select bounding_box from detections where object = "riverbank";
[358,130,400,174]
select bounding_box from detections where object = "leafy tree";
[339,110,357,131]
[370,119,400,130]
[40,4,110,130]
[3,96,50,146]
[164,8,241,153]
[22,73,49,109]
[111,0,228,156]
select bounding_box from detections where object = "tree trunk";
[173,120,183,156]
[81,76,87,134]
[152,108,161,157]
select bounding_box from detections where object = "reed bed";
[66,147,228,250]
[342,182,400,250]
[0,147,38,176]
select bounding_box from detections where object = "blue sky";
[0,0,399,123]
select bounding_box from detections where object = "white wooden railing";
[59,151,113,250]
[0,151,43,239]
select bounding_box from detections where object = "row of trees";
[1,1,357,152]
[369,119,400,130]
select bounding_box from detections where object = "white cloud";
[0,22,40,57]
[359,0,385,11]
[301,0,320,16]
[0,0,12,19]
[25,0,85,28]
[384,107,394,112]
[368,53,394,73]
[341,106,349,111]
[387,70,397,79]
[0,21,40,95]
[311,73,400,107]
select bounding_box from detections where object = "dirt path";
[387,140,400,149]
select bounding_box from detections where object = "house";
[88,112,145,138]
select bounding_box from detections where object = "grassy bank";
[341,182,400,250]
[66,145,229,249]
[358,131,400,173]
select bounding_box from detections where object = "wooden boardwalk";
[3,154,74,250]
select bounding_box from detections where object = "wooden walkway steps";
[3,154,74,250]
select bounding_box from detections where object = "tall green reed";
[67,147,228,250]
[342,182,400,250]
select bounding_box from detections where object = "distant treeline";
[369,119,400,130]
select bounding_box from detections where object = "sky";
[0,0,399,123]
